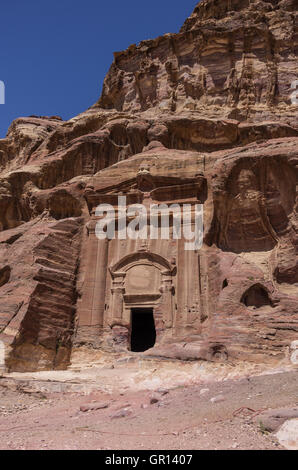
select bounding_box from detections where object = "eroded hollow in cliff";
[241,284,273,309]
[0,266,11,287]
[48,191,82,220]
[130,308,156,352]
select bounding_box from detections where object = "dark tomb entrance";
[130,308,156,352]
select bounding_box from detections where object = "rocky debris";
[110,407,132,419]
[210,395,226,404]
[156,388,169,396]
[149,395,160,405]
[0,370,297,450]
[0,382,52,417]
[230,443,239,449]
[1,367,297,450]
[80,402,110,413]
[256,407,298,433]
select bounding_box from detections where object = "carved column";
[78,219,109,329]
[177,226,201,335]
[160,271,174,329]
[91,237,109,327]
[78,220,97,328]
[108,273,125,325]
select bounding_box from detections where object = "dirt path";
[0,369,297,450]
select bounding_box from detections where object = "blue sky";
[0,0,198,138]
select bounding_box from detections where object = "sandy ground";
[0,361,297,450]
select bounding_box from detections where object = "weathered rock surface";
[0,0,297,371]
[275,418,298,450]
[80,402,109,412]
[256,407,298,432]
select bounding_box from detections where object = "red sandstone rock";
[110,408,132,419]
[255,407,298,432]
[0,0,297,372]
[149,395,160,405]
[210,395,226,404]
[80,402,109,413]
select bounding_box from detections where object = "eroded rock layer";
[0,0,297,371]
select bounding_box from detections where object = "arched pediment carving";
[110,251,176,278]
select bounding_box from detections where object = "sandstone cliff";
[0,0,297,371]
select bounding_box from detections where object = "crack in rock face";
[0,266,11,287]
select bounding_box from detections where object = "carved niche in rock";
[241,283,273,309]
[48,190,82,220]
[0,265,11,287]
[0,180,20,231]
[264,160,296,238]
[220,169,278,253]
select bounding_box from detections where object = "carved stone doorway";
[130,308,156,352]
